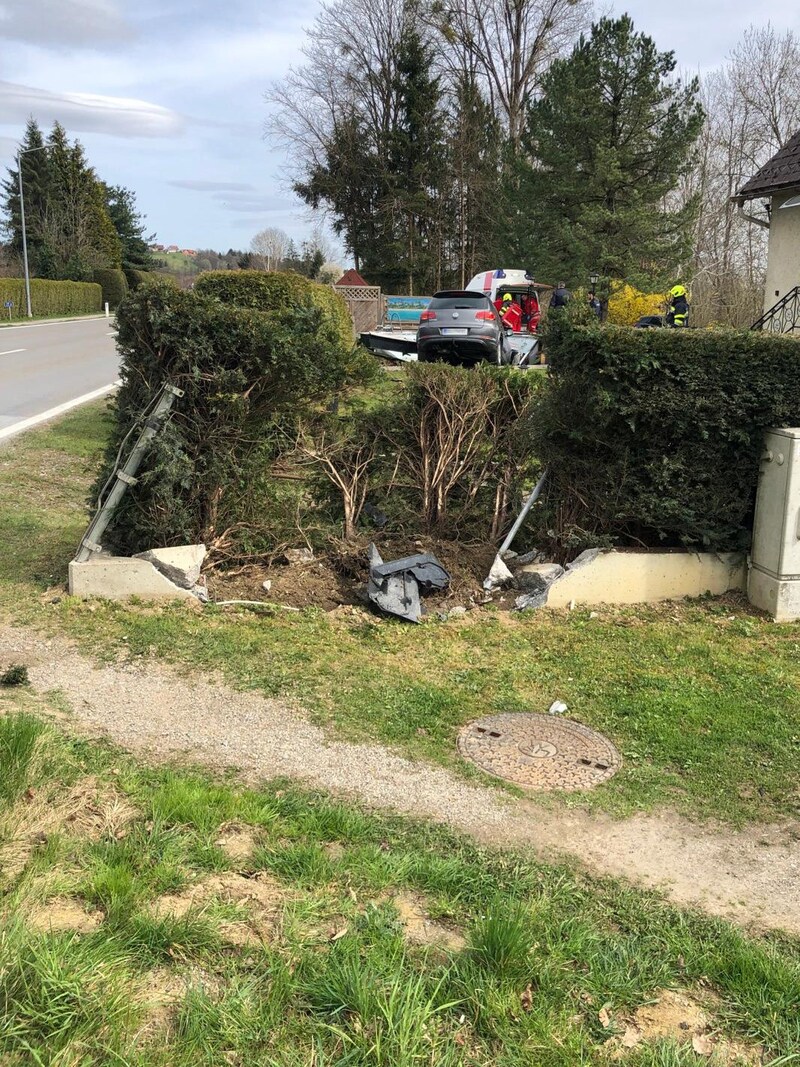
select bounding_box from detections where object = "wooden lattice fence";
[334,284,382,336]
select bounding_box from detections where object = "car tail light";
[420,309,437,322]
[475,310,495,321]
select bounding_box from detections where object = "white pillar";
[748,427,800,619]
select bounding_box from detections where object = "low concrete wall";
[69,557,197,601]
[539,550,746,608]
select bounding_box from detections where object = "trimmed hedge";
[123,268,154,291]
[94,279,374,556]
[0,278,102,319]
[194,270,353,349]
[536,316,800,553]
[93,268,129,309]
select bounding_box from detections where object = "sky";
[1,0,798,255]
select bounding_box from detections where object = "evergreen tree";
[1,119,54,276]
[2,121,123,280]
[104,185,154,271]
[516,15,704,299]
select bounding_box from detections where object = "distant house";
[181,249,197,257]
[149,243,165,253]
[166,244,179,253]
[335,268,369,287]
[737,132,800,326]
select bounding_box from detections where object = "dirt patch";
[215,822,259,865]
[138,966,223,1038]
[150,871,286,946]
[205,536,497,614]
[27,897,103,935]
[0,774,138,884]
[389,891,466,951]
[606,989,763,1064]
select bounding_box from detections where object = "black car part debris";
[363,501,388,528]
[367,544,450,623]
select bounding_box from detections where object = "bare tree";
[687,23,800,326]
[433,0,593,147]
[250,226,289,271]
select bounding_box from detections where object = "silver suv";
[417,291,512,366]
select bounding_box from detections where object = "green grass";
[2,402,800,825]
[0,702,798,1065]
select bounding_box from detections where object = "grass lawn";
[1,403,800,826]
[0,697,798,1066]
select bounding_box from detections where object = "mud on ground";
[205,535,499,614]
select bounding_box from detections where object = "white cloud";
[0,0,134,49]
[169,180,256,192]
[212,191,295,212]
[0,81,183,138]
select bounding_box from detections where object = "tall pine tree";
[515,15,703,298]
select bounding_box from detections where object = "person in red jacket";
[496,291,522,332]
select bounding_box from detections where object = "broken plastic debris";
[548,701,568,715]
[366,543,450,623]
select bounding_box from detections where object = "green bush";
[536,316,800,553]
[92,268,129,309]
[195,270,353,349]
[123,268,153,291]
[94,279,375,556]
[0,278,101,319]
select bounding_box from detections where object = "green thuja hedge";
[195,270,353,348]
[0,278,101,319]
[535,315,800,553]
[94,279,374,556]
[93,268,128,309]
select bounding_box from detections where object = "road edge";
[0,381,120,444]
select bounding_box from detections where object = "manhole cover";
[457,713,621,792]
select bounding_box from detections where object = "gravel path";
[3,625,799,935]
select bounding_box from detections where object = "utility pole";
[17,145,49,319]
[17,153,32,319]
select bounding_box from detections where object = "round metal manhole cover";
[457,713,621,792]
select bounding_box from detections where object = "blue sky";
[0,0,798,254]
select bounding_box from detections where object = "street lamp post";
[17,145,48,319]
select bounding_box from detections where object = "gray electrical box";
[749,427,800,619]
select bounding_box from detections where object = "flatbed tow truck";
[360,269,552,367]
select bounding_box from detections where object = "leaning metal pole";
[18,153,33,319]
[74,384,184,563]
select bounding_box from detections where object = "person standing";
[666,284,689,327]
[549,282,571,309]
[588,291,601,318]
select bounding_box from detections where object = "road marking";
[0,381,121,444]
[0,315,106,333]
[0,348,25,356]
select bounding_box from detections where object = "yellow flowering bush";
[607,284,665,326]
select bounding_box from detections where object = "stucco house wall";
[763,189,800,314]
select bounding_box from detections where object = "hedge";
[93,268,128,309]
[94,279,374,556]
[535,316,800,553]
[194,270,353,349]
[123,268,154,291]
[0,278,101,319]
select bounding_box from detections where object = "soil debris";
[607,989,763,1064]
[389,891,465,951]
[27,897,103,934]
[215,822,259,865]
[150,871,286,946]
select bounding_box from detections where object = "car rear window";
[429,292,491,309]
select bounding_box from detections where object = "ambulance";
[464,268,551,333]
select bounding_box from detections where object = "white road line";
[0,348,26,356]
[0,381,121,444]
[0,316,106,333]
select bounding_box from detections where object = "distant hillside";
[154,252,200,275]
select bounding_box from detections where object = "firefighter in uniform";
[666,285,689,327]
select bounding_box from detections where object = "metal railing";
[750,286,800,333]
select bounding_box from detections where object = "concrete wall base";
[528,549,746,609]
[68,557,199,601]
[747,565,800,621]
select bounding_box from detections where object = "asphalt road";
[0,317,120,441]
